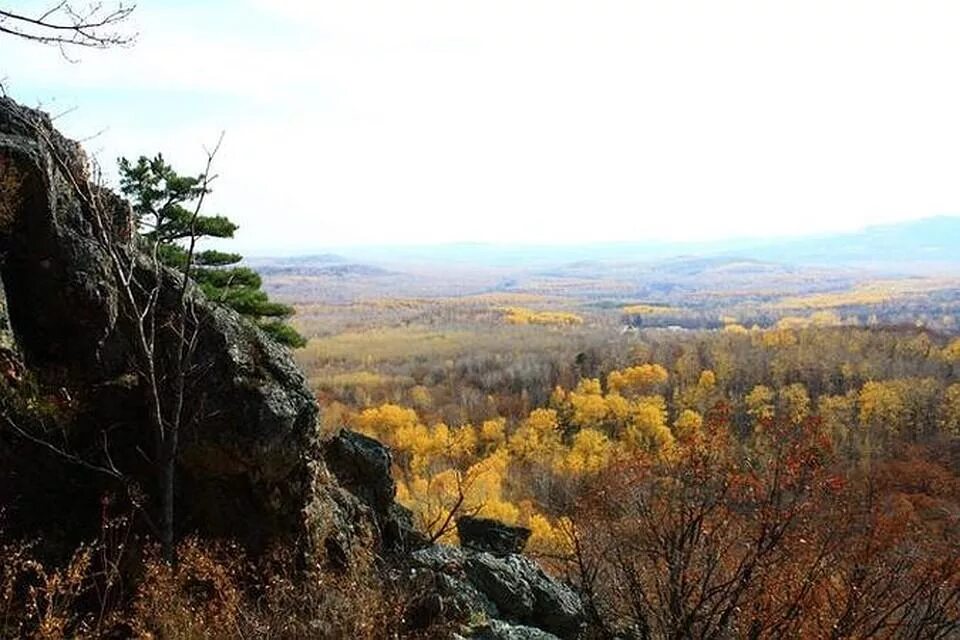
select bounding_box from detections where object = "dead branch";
[0,2,135,49]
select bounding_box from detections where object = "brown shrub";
[1,526,453,639]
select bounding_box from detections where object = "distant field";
[299,326,483,363]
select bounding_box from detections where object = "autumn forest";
[4,2,960,637]
[268,247,960,638]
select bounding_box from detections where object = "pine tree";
[118,154,306,348]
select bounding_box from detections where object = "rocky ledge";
[324,429,586,638]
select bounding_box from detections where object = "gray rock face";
[324,428,396,513]
[458,515,532,556]
[410,544,586,639]
[466,553,538,618]
[467,553,586,638]
[456,619,562,640]
[324,429,428,551]
[0,96,335,555]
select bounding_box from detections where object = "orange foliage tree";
[567,405,960,639]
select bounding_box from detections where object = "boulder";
[410,544,586,639]
[456,619,563,640]
[324,429,428,551]
[324,429,396,514]
[458,515,532,555]
[410,545,500,620]
[466,553,585,638]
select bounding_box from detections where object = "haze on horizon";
[3,0,960,254]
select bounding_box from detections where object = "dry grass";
[298,327,480,364]
[0,528,453,639]
[297,321,593,367]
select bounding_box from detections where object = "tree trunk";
[160,428,178,564]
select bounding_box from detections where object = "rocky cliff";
[0,97,583,638]
[0,95,335,555]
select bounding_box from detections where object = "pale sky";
[3,0,960,253]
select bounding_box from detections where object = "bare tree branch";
[2,412,124,481]
[0,2,136,49]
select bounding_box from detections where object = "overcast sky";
[3,0,960,253]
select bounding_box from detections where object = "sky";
[3,0,960,254]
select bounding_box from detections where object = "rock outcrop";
[0,96,332,555]
[323,429,428,551]
[410,544,585,639]
[456,619,564,640]
[0,97,584,637]
[324,430,586,637]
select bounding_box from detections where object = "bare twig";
[2,412,124,481]
[0,2,136,49]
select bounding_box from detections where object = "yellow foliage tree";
[395,422,441,476]
[354,403,420,441]
[508,408,562,464]
[464,450,519,525]
[757,328,798,348]
[575,378,603,395]
[525,514,574,557]
[818,392,858,452]
[940,383,960,436]
[745,385,776,423]
[673,409,703,442]
[778,383,811,425]
[568,379,610,428]
[397,450,518,544]
[941,337,960,363]
[622,396,673,453]
[558,428,613,474]
[448,423,478,465]
[697,370,716,390]
[859,381,906,437]
[603,393,631,423]
[478,417,507,449]
[409,385,433,410]
[396,469,462,543]
[679,368,720,412]
[501,307,583,326]
[607,364,669,396]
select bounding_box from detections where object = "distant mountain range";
[714,216,960,270]
[250,216,960,275]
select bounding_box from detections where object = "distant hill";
[728,216,960,270]
[249,215,960,276]
[244,253,348,273]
